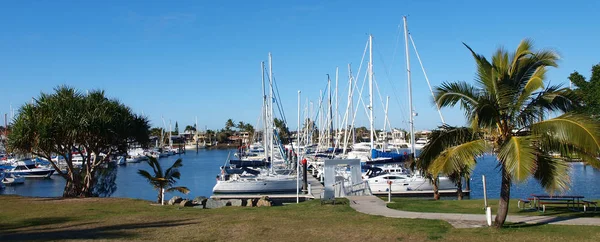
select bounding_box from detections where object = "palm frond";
[165,158,183,180]
[498,136,538,182]
[533,155,570,193]
[137,170,162,189]
[435,81,480,109]
[463,43,497,96]
[428,139,487,176]
[532,113,600,156]
[419,125,480,168]
[166,186,190,194]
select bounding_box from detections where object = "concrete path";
[347,196,600,228]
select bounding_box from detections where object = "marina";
[1,149,600,200]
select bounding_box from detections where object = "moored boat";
[7,159,55,178]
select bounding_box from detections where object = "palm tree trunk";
[457,177,463,200]
[157,186,163,204]
[494,166,512,228]
[433,178,440,200]
[465,174,471,191]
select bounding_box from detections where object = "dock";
[371,189,471,197]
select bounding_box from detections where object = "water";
[1,149,230,201]
[469,155,600,199]
[2,151,600,200]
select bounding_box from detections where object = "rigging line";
[409,33,445,124]
[350,62,371,132]
[272,76,288,125]
[388,22,403,78]
[373,75,394,133]
[376,48,409,126]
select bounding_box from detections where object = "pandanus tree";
[430,39,600,228]
[8,86,150,197]
[138,157,190,204]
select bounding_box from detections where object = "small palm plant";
[138,157,190,204]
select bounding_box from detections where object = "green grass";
[386,198,600,218]
[1,195,599,241]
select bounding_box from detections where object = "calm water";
[2,150,600,200]
[0,149,230,201]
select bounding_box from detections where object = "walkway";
[347,196,600,228]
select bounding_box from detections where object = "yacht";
[7,159,55,178]
[413,138,429,150]
[213,169,299,194]
[366,173,455,193]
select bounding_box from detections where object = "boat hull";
[212,178,299,194]
[368,176,455,192]
[2,176,25,185]
[10,170,55,178]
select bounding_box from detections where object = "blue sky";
[1,0,599,131]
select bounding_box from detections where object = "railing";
[332,181,372,197]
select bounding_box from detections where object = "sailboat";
[212,53,299,194]
[345,35,410,164]
[365,16,458,193]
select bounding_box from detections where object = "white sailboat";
[213,53,299,194]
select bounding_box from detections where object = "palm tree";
[419,125,483,200]
[432,39,600,228]
[138,157,190,204]
[225,119,235,131]
[184,125,196,133]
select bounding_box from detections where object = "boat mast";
[342,64,353,155]
[268,53,274,173]
[261,61,267,153]
[383,96,389,152]
[335,67,339,149]
[296,90,301,203]
[327,74,332,148]
[369,34,374,150]
[404,16,416,155]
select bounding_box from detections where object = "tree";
[205,129,215,143]
[8,86,150,197]
[432,39,600,228]
[150,127,163,137]
[274,118,291,144]
[354,127,369,142]
[569,63,600,116]
[225,119,235,131]
[138,157,190,204]
[174,121,179,135]
[236,121,245,131]
[302,118,318,143]
[418,125,482,200]
[184,125,196,133]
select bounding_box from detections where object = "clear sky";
[1,0,599,132]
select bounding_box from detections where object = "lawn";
[386,198,600,218]
[1,195,600,241]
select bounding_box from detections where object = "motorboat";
[366,173,455,193]
[7,159,55,178]
[126,155,143,163]
[1,172,25,185]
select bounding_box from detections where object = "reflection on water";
[2,151,600,200]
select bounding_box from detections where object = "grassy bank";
[387,198,600,218]
[1,196,600,241]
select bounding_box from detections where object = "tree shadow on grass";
[0,217,74,232]
[0,219,196,241]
